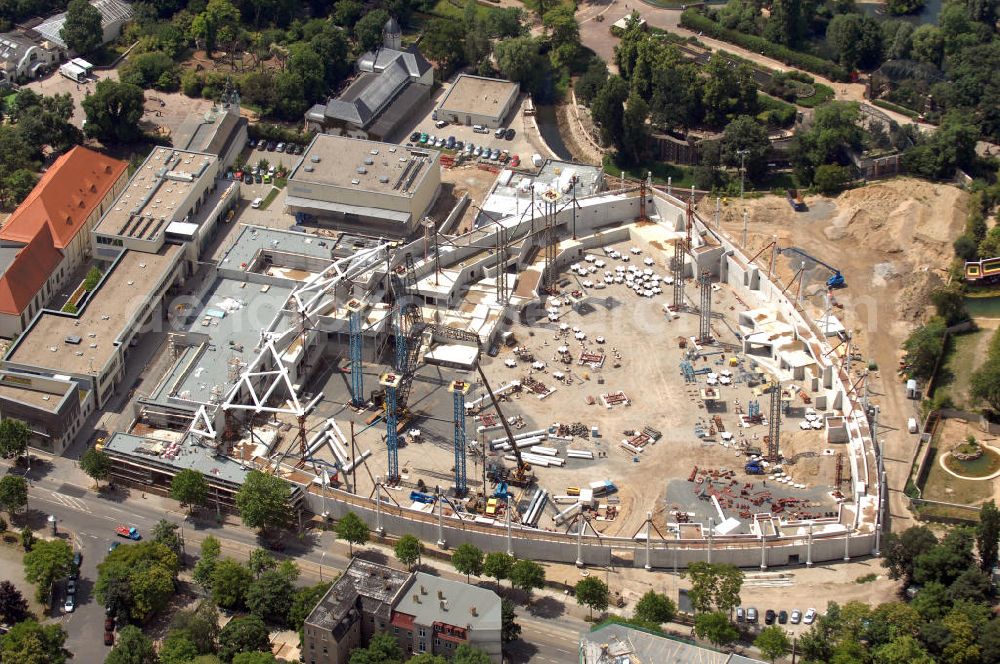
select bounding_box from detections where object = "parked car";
[243,173,253,184]
[504,128,515,140]
[803,608,817,624]
[275,142,285,152]
[446,136,455,149]
[474,146,483,157]
[108,541,119,553]
[765,609,776,625]
[494,127,505,138]
[746,607,758,623]
[736,607,745,622]
[66,579,76,595]
[778,610,788,624]
[63,594,75,613]
[104,631,114,646]
[511,154,520,167]
[104,617,115,631]
[435,119,448,128]
[464,143,474,155]
[473,124,488,134]
[419,133,429,144]
[70,552,82,579]
[410,131,421,141]
[251,197,263,209]
[254,173,262,183]
[256,139,267,150]
[490,148,500,160]
[266,141,276,151]
[790,609,802,624]
[455,141,464,151]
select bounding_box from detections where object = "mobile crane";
[778,247,845,289]
[475,346,535,488]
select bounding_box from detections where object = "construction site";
[98,157,882,569]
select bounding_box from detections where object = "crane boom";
[475,361,532,485]
[778,247,845,288]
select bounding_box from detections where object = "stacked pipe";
[523,488,548,527]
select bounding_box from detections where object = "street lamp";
[736,149,750,200]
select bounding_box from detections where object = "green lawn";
[602,154,695,189]
[919,433,994,507]
[795,83,835,109]
[932,326,994,410]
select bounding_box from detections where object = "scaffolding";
[698,270,712,343]
[346,298,364,407]
[448,380,470,495]
[767,381,781,462]
[671,239,685,310]
[380,372,402,482]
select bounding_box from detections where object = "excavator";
[778,247,845,289]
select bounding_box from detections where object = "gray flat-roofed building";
[173,94,248,170]
[305,19,432,141]
[435,75,520,129]
[0,371,91,455]
[581,623,767,664]
[285,135,440,238]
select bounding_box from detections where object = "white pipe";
[342,449,372,473]
[567,449,594,459]
[530,446,559,456]
[303,393,323,415]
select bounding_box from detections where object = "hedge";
[872,98,920,119]
[680,10,850,82]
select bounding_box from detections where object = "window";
[418,641,425,653]
[393,627,398,635]
[434,638,440,647]
[418,628,426,637]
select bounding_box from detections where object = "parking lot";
[397,79,544,169]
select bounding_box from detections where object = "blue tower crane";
[346,298,365,407]
[448,379,470,496]
[379,372,402,482]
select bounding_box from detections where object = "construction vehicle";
[745,460,765,475]
[476,349,535,487]
[779,248,845,288]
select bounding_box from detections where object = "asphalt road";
[12,459,581,663]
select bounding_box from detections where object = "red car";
[104,617,114,631]
[104,631,114,646]
[510,155,520,168]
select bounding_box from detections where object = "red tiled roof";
[391,612,415,630]
[0,146,127,250]
[0,224,64,315]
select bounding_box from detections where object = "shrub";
[680,10,850,82]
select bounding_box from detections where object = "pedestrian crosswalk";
[47,491,90,513]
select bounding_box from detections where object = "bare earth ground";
[720,178,969,535]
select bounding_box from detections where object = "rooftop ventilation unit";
[364,158,374,165]
[356,167,367,174]
[351,178,360,185]
[304,165,314,172]
[65,336,82,345]
[370,149,379,155]
[378,176,389,184]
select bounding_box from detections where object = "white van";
[251,197,263,209]
[472,124,489,134]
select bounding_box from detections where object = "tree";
[509,559,546,601]
[494,37,550,99]
[20,526,34,552]
[954,234,978,261]
[406,655,447,664]
[902,318,947,381]
[394,534,422,570]
[83,266,103,291]
[591,76,628,149]
[80,447,112,488]
[755,625,792,662]
[348,631,404,664]
[247,568,295,626]
[248,548,277,579]
[874,635,935,664]
[721,115,771,182]
[193,536,221,591]
[61,0,103,54]
[0,418,29,459]
[910,25,944,66]
[151,519,182,556]
[619,92,649,165]
[160,631,199,664]
[0,580,29,624]
[218,615,270,662]
[763,0,809,47]
[575,576,609,620]
[333,0,364,27]
[483,552,514,590]
[543,5,579,52]
[501,598,521,642]
[576,58,609,106]
[354,10,390,52]
[946,567,992,604]
[971,359,1000,412]
[0,476,27,516]
[903,115,980,179]
[289,582,332,631]
[694,611,738,647]
[683,562,743,614]
[3,169,39,210]
[826,13,884,70]
[452,644,492,664]
[23,538,73,604]
[235,470,291,533]
[170,602,220,655]
[170,469,208,513]
[888,0,925,14]
[334,512,369,555]
[0,620,70,664]
[913,527,975,586]
[451,544,484,583]
[82,79,145,144]
[105,625,158,664]
[190,0,240,54]
[930,286,968,326]
[812,164,851,195]
[211,558,253,610]
[420,19,465,74]
[96,541,179,622]
[232,654,277,664]
[634,590,676,625]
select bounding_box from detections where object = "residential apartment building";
[0,146,128,337]
[303,559,501,664]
